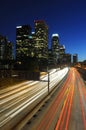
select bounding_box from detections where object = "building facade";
[51,34,60,64]
[59,45,65,63]
[73,54,78,63]
[0,35,13,60]
[16,25,32,60]
[34,20,48,59]
[0,35,6,60]
[63,53,71,65]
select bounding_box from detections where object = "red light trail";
[23,68,86,130]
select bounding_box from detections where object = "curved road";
[0,67,68,130]
[23,68,86,130]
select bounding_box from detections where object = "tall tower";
[0,35,13,60]
[16,25,32,60]
[51,34,60,64]
[73,54,78,64]
[5,41,13,60]
[34,20,48,59]
[0,35,6,60]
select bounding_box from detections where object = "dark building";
[0,35,13,60]
[73,54,78,63]
[34,20,48,59]
[5,41,13,60]
[0,35,7,60]
[16,25,32,40]
[31,32,36,57]
[16,25,32,60]
[59,45,65,63]
[51,34,60,64]
[63,53,71,65]
[0,35,14,69]
[48,49,54,66]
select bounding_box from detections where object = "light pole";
[47,66,50,94]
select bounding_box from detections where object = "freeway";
[0,67,68,130]
[22,68,86,130]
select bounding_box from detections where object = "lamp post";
[47,66,50,94]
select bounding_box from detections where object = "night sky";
[0,0,86,61]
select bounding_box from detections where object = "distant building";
[0,35,14,69]
[5,41,13,60]
[51,34,60,64]
[31,32,36,57]
[63,53,71,64]
[16,25,32,60]
[73,54,78,63]
[0,35,13,60]
[0,35,6,60]
[59,45,65,63]
[34,20,48,59]
[48,49,54,66]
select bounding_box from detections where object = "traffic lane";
[0,86,49,129]
[0,81,39,98]
[56,68,86,130]
[0,81,47,106]
[0,67,69,129]
[68,75,84,130]
[67,68,86,130]
[0,67,68,109]
[0,68,60,95]
[0,67,68,101]
[22,69,72,130]
[55,68,75,130]
[0,82,48,123]
[0,82,48,121]
[22,68,86,130]
[0,67,68,97]
[1,73,64,129]
[77,70,86,130]
[0,70,64,113]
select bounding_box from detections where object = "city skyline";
[0,0,86,61]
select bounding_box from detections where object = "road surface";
[0,67,68,130]
[22,68,86,130]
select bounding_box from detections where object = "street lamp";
[47,66,50,94]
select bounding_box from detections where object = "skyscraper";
[16,25,32,60]
[0,35,13,60]
[5,41,13,60]
[63,53,71,65]
[59,45,65,61]
[34,20,48,59]
[73,54,78,63]
[51,34,60,64]
[0,35,6,60]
